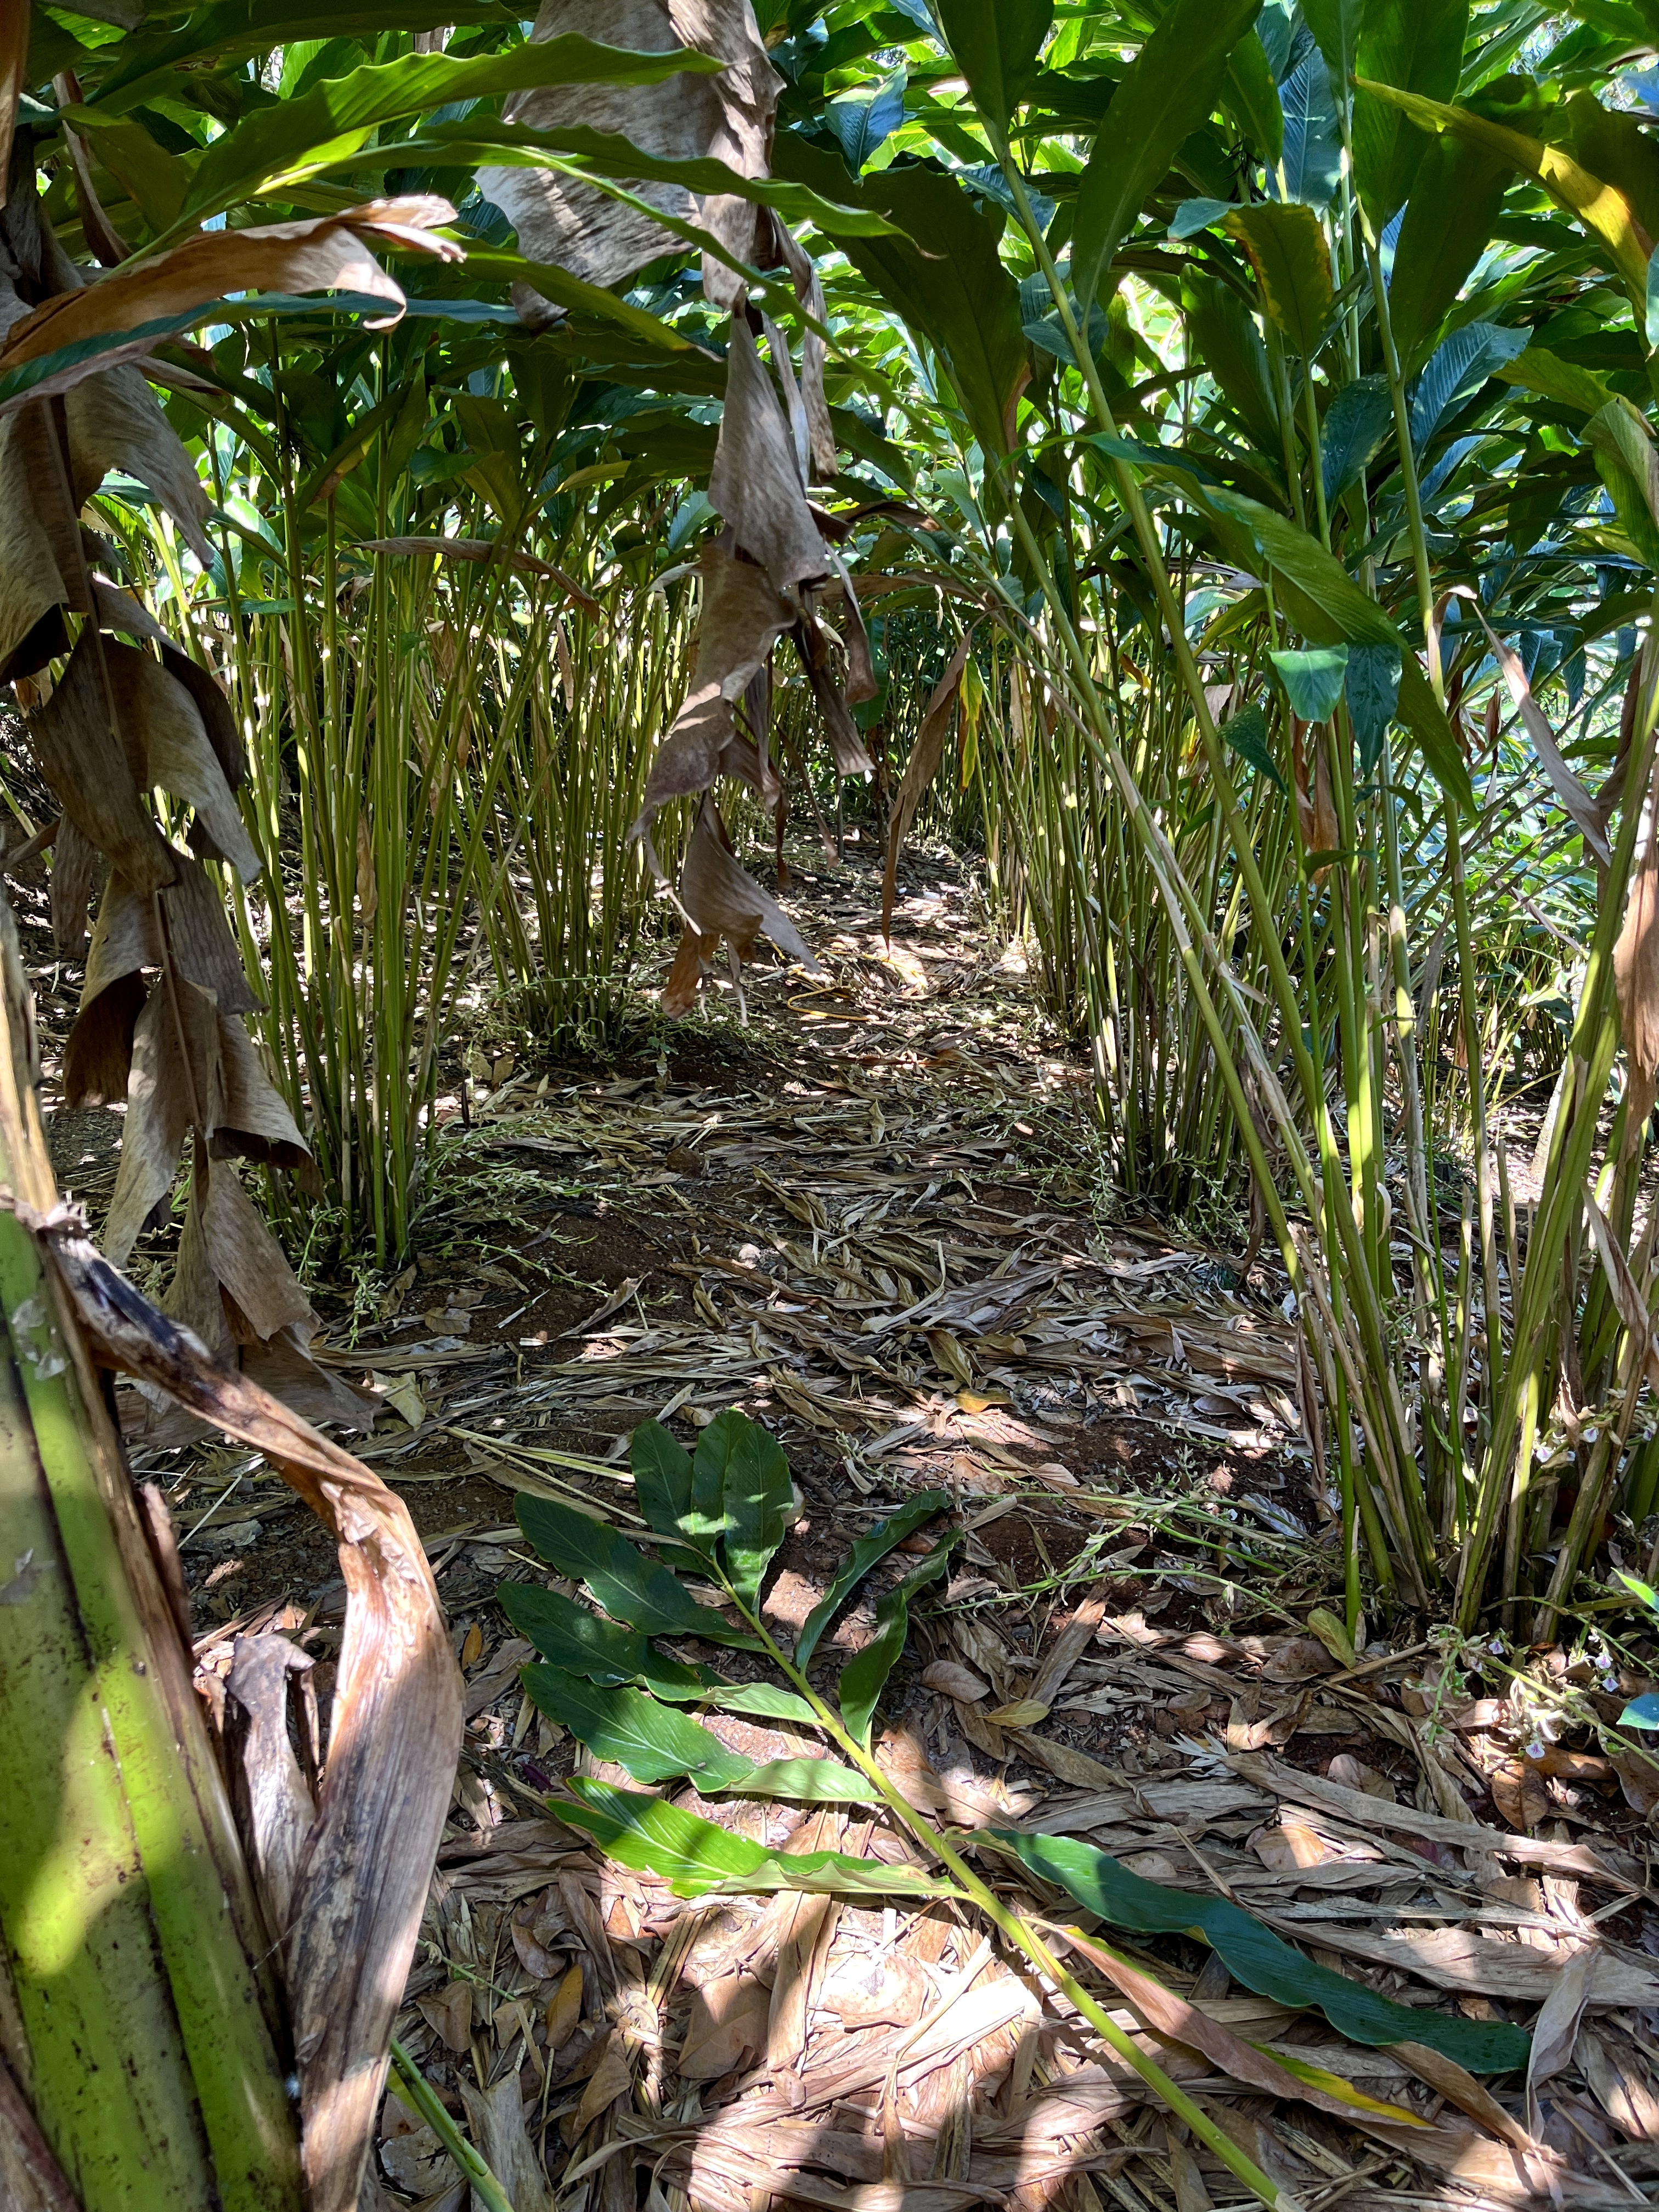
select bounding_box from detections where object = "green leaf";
[1319,375,1393,503]
[693,1681,821,1725]
[1183,273,1280,458]
[1223,32,1284,165]
[500,1581,711,1693]
[1584,400,1659,571]
[1223,202,1333,360]
[689,1406,742,1547]
[1355,80,1651,303]
[776,139,1028,460]
[828,68,909,172]
[514,1495,763,1647]
[561,1779,951,1897]
[1199,485,1473,810]
[179,35,716,224]
[1169,197,1233,240]
[933,0,1052,130]
[795,1488,952,1669]
[1614,1568,1659,1617]
[717,1413,794,1609]
[1388,131,1514,363]
[1071,0,1261,308]
[1494,345,1615,416]
[1621,1693,1659,1730]
[997,1829,1530,2072]
[523,1665,754,1788]
[1346,644,1402,772]
[630,1420,702,1555]
[732,1759,886,1804]
[839,1535,958,1747]
[1300,0,1363,104]
[1221,701,1285,791]
[1351,0,1470,230]
[1270,645,1348,722]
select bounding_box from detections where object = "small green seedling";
[498,1409,1528,2211]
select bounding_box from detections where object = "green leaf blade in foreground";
[796,1487,953,1669]
[998,1829,1530,2073]
[1199,486,1474,811]
[630,1420,700,1553]
[718,1414,794,1607]
[1071,0,1261,308]
[1221,702,1285,792]
[933,0,1053,131]
[839,1534,958,1746]
[182,35,717,223]
[524,1666,754,1788]
[1351,0,1470,230]
[1224,202,1333,361]
[515,1494,762,1647]
[562,1779,951,1897]
[498,1581,709,1694]
[1269,645,1347,723]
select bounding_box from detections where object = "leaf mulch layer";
[25,838,1659,2210]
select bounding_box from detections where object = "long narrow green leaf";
[562,1780,951,1897]
[795,1488,952,1669]
[499,1581,710,1692]
[997,1829,1530,2072]
[173,37,718,224]
[1072,0,1261,307]
[514,1496,763,1647]
[933,0,1053,131]
[839,1534,958,1746]
[717,1414,793,1607]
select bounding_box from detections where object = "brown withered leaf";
[546,1962,584,2050]
[459,2068,555,2211]
[479,0,782,311]
[675,798,822,980]
[416,1982,474,2054]
[1491,1758,1549,1832]
[0,198,463,410]
[883,629,974,937]
[102,640,259,876]
[24,625,176,894]
[660,921,719,1018]
[1579,2027,1659,2142]
[212,1014,312,1177]
[44,1220,462,2212]
[48,814,98,954]
[0,397,93,678]
[103,974,219,1265]
[635,541,794,823]
[709,315,828,599]
[224,1635,318,1959]
[821,1951,927,2032]
[793,608,874,778]
[680,1972,770,2079]
[201,1158,314,1345]
[922,1660,989,1703]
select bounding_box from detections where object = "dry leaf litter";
[18,838,1659,2212]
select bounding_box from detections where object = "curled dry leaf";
[0,198,464,409]
[884,629,975,937]
[40,1220,462,2212]
[479,0,782,312]
[676,798,823,975]
[709,314,830,601]
[416,1981,474,2054]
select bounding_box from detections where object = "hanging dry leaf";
[0,199,464,409]
[708,314,828,600]
[43,1219,462,2212]
[24,625,176,894]
[478,0,782,311]
[223,1635,319,1958]
[102,641,259,877]
[102,974,218,1264]
[883,628,975,936]
[675,798,822,977]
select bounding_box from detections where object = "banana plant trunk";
[0,894,306,2212]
